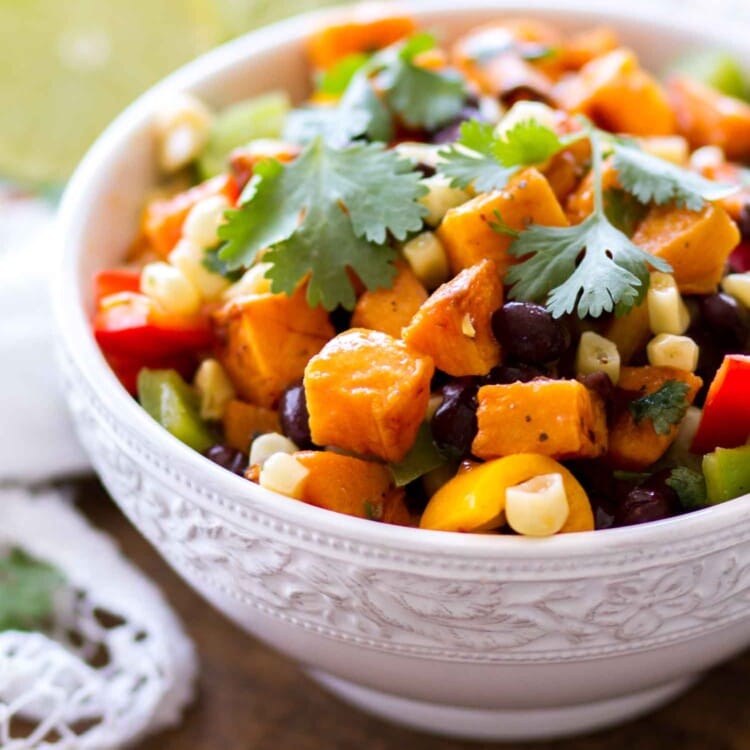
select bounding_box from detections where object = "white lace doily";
[0,488,197,749]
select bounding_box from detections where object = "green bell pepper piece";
[702,445,750,505]
[670,51,750,101]
[137,368,215,452]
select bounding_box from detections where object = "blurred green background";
[0,0,341,186]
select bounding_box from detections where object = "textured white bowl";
[54,0,750,741]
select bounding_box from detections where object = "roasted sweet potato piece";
[560,27,619,71]
[632,204,740,294]
[141,174,238,257]
[402,259,502,376]
[437,168,568,278]
[304,328,434,462]
[294,451,413,525]
[214,286,335,408]
[307,9,416,69]
[608,366,703,470]
[542,136,592,204]
[668,76,750,161]
[472,379,608,461]
[350,262,428,338]
[554,49,676,136]
[564,157,621,224]
[222,399,281,452]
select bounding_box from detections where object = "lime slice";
[197,92,292,179]
[669,50,750,101]
[0,0,223,185]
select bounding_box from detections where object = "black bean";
[328,306,352,334]
[414,161,436,178]
[279,380,313,449]
[431,378,478,456]
[491,302,571,364]
[699,293,750,347]
[578,371,614,402]
[614,473,680,527]
[204,444,247,476]
[481,363,547,385]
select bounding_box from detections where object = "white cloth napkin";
[0,193,89,482]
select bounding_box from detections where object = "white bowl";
[54,0,750,741]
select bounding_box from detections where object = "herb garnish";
[218,137,427,310]
[628,380,691,435]
[666,466,708,510]
[0,548,63,632]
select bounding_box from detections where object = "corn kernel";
[401,231,449,290]
[394,141,441,169]
[647,333,699,371]
[425,393,443,422]
[222,262,273,300]
[154,93,213,173]
[505,473,569,537]
[250,432,298,468]
[647,272,690,335]
[183,195,231,249]
[258,452,308,499]
[168,239,230,301]
[418,175,471,226]
[141,261,201,316]
[575,331,621,384]
[638,136,689,166]
[722,273,750,308]
[194,358,236,421]
[495,101,560,137]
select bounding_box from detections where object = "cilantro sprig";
[667,467,708,510]
[438,119,569,192]
[285,34,468,147]
[0,549,64,632]
[628,380,691,435]
[218,137,427,310]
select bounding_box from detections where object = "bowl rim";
[55,0,750,561]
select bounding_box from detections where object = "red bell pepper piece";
[729,242,750,273]
[93,292,214,360]
[691,354,750,453]
[141,174,239,256]
[93,268,142,303]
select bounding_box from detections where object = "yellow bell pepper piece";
[419,453,594,534]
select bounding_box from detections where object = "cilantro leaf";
[377,34,467,131]
[202,246,243,281]
[613,142,738,211]
[506,211,669,318]
[0,549,63,631]
[438,119,567,191]
[628,380,691,435]
[667,467,708,510]
[219,137,427,310]
[388,422,446,486]
[603,187,648,236]
[316,53,371,96]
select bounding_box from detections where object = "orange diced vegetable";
[350,262,428,338]
[141,174,238,257]
[604,300,651,364]
[214,285,334,408]
[437,168,568,278]
[554,49,676,135]
[560,27,619,71]
[542,136,592,203]
[632,203,740,294]
[564,157,621,224]
[307,8,416,70]
[304,328,434,462]
[294,450,413,525]
[419,453,594,533]
[222,399,281,452]
[668,76,750,161]
[472,379,608,460]
[402,259,502,376]
[608,366,703,470]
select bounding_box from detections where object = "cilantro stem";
[589,126,605,217]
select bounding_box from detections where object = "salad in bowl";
[91,6,750,539]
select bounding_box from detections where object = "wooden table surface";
[76,481,750,750]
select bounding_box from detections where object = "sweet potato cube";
[304,328,434,462]
[437,168,568,278]
[222,399,281,453]
[554,49,676,136]
[402,259,502,376]
[294,451,413,525]
[214,286,335,408]
[632,204,740,294]
[564,157,621,224]
[472,379,608,460]
[307,10,416,70]
[350,262,428,338]
[668,76,750,161]
[608,366,703,470]
[560,27,619,71]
